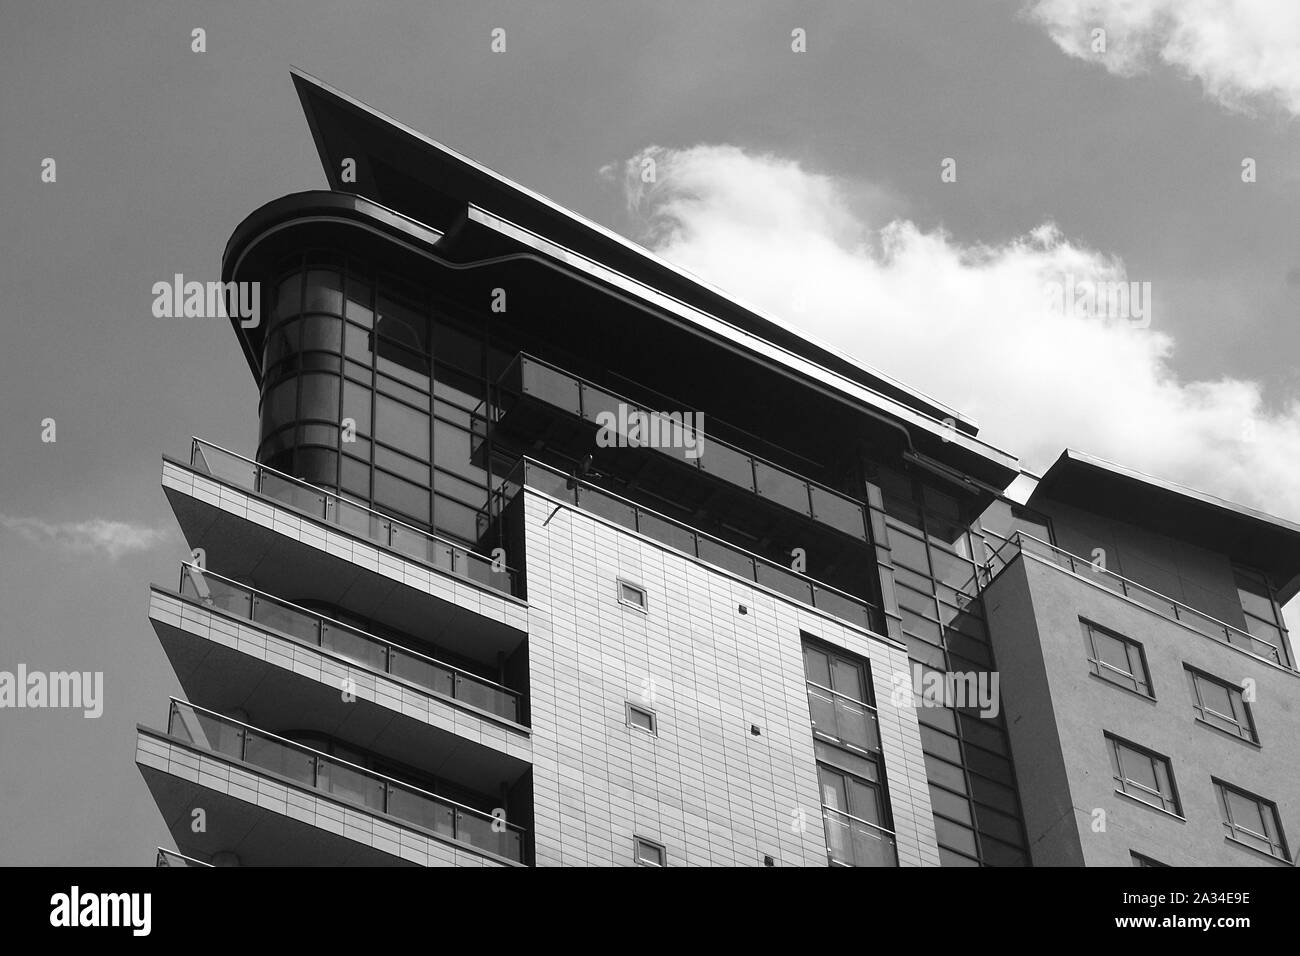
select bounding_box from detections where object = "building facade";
[137,71,1300,867]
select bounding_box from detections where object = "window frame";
[1083,620,1154,699]
[633,835,666,867]
[801,638,880,756]
[1232,564,1292,666]
[1213,779,1290,861]
[625,701,658,737]
[816,758,897,867]
[616,579,648,613]
[1184,666,1258,744]
[1104,733,1182,817]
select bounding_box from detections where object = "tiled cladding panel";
[135,731,508,868]
[149,589,531,760]
[523,490,939,867]
[161,459,529,633]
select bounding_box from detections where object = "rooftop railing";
[493,353,872,542]
[187,438,521,599]
[516,457,885,634]
[174,563,522,723]
[984,531,1290,668]
[164,698,525,864]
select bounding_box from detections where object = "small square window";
[626,701,657,735]
[617,579,648,612]
[634,836,666,867]
[1130,851,1168,867]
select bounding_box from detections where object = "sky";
[0,0,1297,865]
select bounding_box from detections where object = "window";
[800,636,896,866]
[1233,566,1290,665]
[374,394,430,460]
[818,759,886,828]
[1130,851,1168,867]
[1084,621,1152,698]
[1105,734,1181,815]
[633,836,666,867]
[801,640,880,754]
[1214,780,1289,861]
[617,580,647,612]
[1185,667,1257,742]
[817,759,895,867]
[625,701,657,736]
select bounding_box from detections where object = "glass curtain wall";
[258,253,503,551]
[874,466,1031,866]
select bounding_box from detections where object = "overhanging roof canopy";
[287,68,991,443]
[1030,450,1300,603]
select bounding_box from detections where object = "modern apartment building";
[137,70,1300,867]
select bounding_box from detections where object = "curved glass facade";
[258,253,498,549]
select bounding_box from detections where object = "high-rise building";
[138,71,1300,868]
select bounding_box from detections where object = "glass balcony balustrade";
[187,438,520,598]
[494,353,871,542]
[982,532,1290,668]
[513,457,885,634]
[164,699,525,863]
[806,682,881,754]
[176,564,522,722]
[822,807,898,867]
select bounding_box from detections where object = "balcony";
[516,457,885,633]
[489,353,872,542]
[150,586,531,799]
[142,699,525,865]
[985,532,1291,668]
[175,563,521,723]
[823,808,898,867]
[163,442,528,667]
[189,438,521,598]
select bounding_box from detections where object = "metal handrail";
[1089,656,1145,681]
[805,679,878,714]
[186,437,521,598]
[820,804,897,838]
[173,563,521,720]
[513,456,885,632]
[989,530,1288,667]
[164,697,526,845]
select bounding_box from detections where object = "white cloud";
[611,144,1300,525]
[0,515,169,560]
[1023,0,1300,117]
